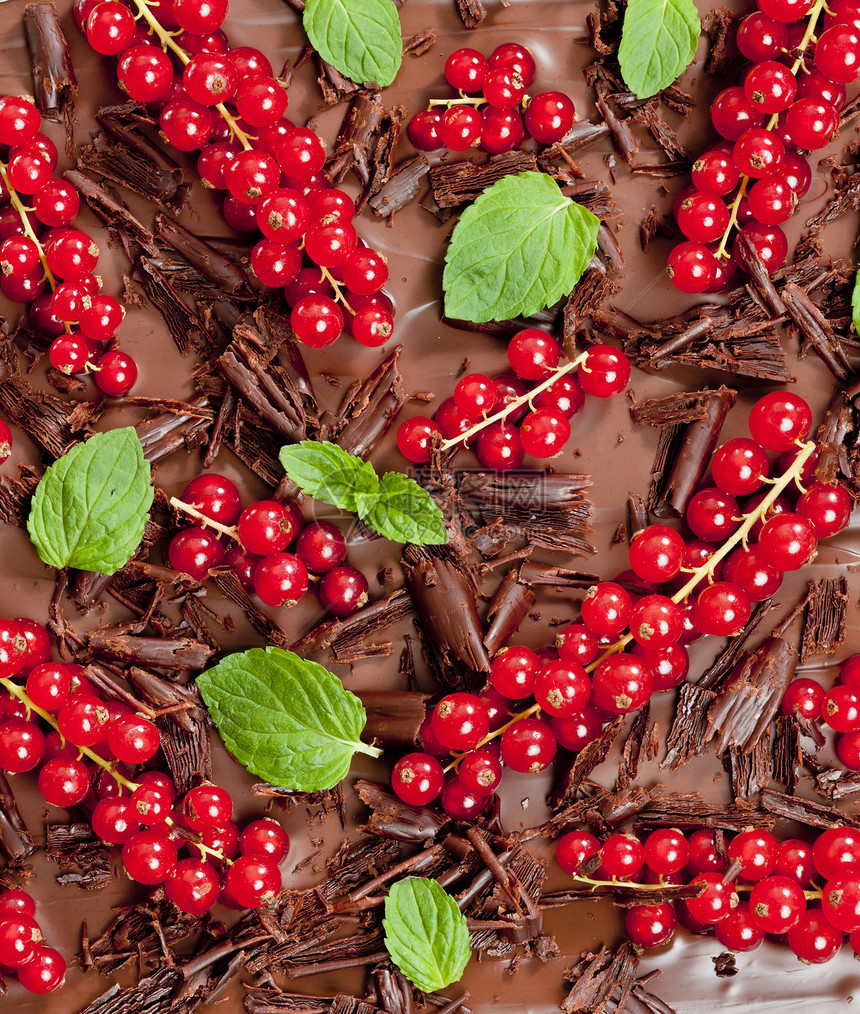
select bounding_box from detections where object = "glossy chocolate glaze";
[1,0,860,1010]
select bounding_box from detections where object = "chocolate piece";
[484,568,536,656]
[815,767,860,800]
[806,169,860,234]
[762,787,860,830]
[550,120,612,155]
[132,257,215,355]
[0,368,84,458]
[782,281,853,381]
[458,471,594,556]
[0,772,35,864]
[317,57,360,105]
[727,731,772,800]
[45,822,112,890]
[630,389,721,428]
[550,717,624,808]
[518,561,599,588]
[156,214,252,299]
[561,942,641,1014]
[357,690,428,749]
[564,266,620,334]
[544,879,703,908]
[290,588,413,660]
[23,3,77,156]
[157,701,213,795]
[626,494,649,541]
[87,627,216,671]
[64,170,158,256]
[363,107,405,207]
[430,152,538,208]
[801,577,848,661]
[0,466,39,528]
[635,793,775,832]
[328,347,407,458]
[713,953,738,978]
[455,0,487,28]
[403,544,491,689]
[356,780,450,842]
[814,383,859,488]
[706,636,797,753]
[135,396,212,462]
[80,103,189,210]
[404,28,437,56]
[369,156,430,219]
[630,102,692,163]
[703,6,738,74]
[213,571,290,649]
[327,91,385,186]
[640,387,737,516]
[773,714,802,793]
[560,180,619,219]
[735,233,786,317]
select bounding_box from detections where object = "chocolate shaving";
[157,698,212,795]
[77,966,185,1012]
[801,577,848,661]
[369,156,430,219]
[773,714,802,793]
[430,152,538,208]
[317,58,360,106]
[87,627,216,671]
[0,466,39,528]
[156,214,252,299]
[635,793,774,832]
[135,396,212,463]
[403,544,490,689]
[358,691,428,750]
[0,772,35,864]
[762,787,860,830]
[45,822,112,890]
[550,718,624,808]
[806,168,860,234]
[630,102,692,163]
[357,780,450,842]
[712,953,738,978]
[706,636,797,754]
[327,91,384,186]
[815,767,860,800]
[545,879,703,909]
[79,103,189,210]
[561,180,619,219]
[564,265,620,335]
[291,588,413,660]
[484,568,536,656]
[23,3,77,157]
[455,0,487,28]
[735,233,786,317]
[727,729,772,800]
[0,368,84,459]
[404,28,437,56]
[213,571,290,648]
[782,281,853,380]
[703,7,738,75]
[64,170,158,256]
[327,347,406,458]
[561,942,641,1014]
[132,257,215,355]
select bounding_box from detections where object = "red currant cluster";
[0,614,290,915]
[408,43,576,155]
[0,95,136,396]
[0,888,66,994]
[782,653,860,769]
[168,472,369,615]
[395,335,631,468]
[668,0,858,292]
[78,0,394,350]
[557,824,860,965]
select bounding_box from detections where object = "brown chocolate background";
[1,0,860,1009]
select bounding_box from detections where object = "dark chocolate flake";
[801,577,848,661]
[46,822,112,890]
[430,152,538,208]
[23,3,77,157]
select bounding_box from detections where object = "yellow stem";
[0,675,230,864]
[130,0,253,150]
[169,496,239,539]
[440,351,590,452]
[567,869,823,900]
[319,265,355,315]
[713,0,827,259]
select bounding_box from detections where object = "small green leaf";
[383,878,471,992]
[27,427,153,575]
[280,440,447,546]
[618,0,700,99]
[304,0,402,87]
[279,441,380,518]
[197,647,381,792]
[852,268,860,335]
[366,472,447,546]
[443,172,600,324]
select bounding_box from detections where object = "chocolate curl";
[23,3,77,157]
[561,942,641,1014]
[650,387,737,517]
[0,772,35,864]
[125,667,201,732]
[328,347,407,459]
[155,214,252,299]
[87,627,216,672]
[64,169,158,256]
[402,545,490,690]
[356,780,450,842]
[357,690,428,749]
[815,383,858,487]
[290,587,413,658]
[706,636,797,754]
[782,281,853,381]
[734,232,786,317]
[483,568,536,657]
[368,156,430,220]
[801,577,848,661]
[430,152,538,208]
[455,0,487,28]
[626,494,649,542]
[327,90,384,185]
[81,104,189,209]
[135,396,212,463]
[762,787,860,831]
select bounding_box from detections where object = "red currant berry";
[711,86,764,140]
[685,873,739,923]
[692,148,740,196]
[57,694,109,747]
[167,526,225,581]
[444,48,489,92]
[578,345,630,397]
[737,11,788,60]
[319,566,368,616]
[38,756,91,806]
[173,0,227,34]
[476,422,524,471]
[645,829,691,875]
[757,513,817,571]
[0,914,42,967]
[226,853,282,908]
[797,482,852,537]
[785,98,839,149]
[552,705,603,751]
[183,783,233,831]
[117,44,173,103]
[488,43,536,85]
[480,106,524,154]
[290,293,343,348]
[295,521,347,574]
[457,750,503,794]
[591,656,653,714]
[788,909,843,963]
[238,500,300,555]
[240,818,290,862]
[440,778,491,820]
[500,717,557,772]
[107,714,160,764]
[164,858,220,915]
[122,830,178,885]
[556,829,600,874]
[728,829,778,882]
[781,677,825,721]
[524,91,575,144]
[816,24,860,81]
[432,693,489,751]
[676,191,730,243]
[714,900,765,951]
[744,61,797,113]
[440,106,483,151]
[507,329,559,380]
[667,241,717,294]
[823,686,860,733]
[396,417,440,464]
[581,582,631,636]
[601,834,645,878]
[455,373,498,421]
[625,902,677,948]
[253,552,309,607]
[628,525,685,583]
[256,188,311,243]
[533,660,590,718]
[749,392,812,452]
[408,108,444,151]
[491,645,540,699]
[694,581,751,637]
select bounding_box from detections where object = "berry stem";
[566,868,823,900]
[714,0,827,259]
[319,265,355,314]
[439,350,590,452]
[0,675,229,864]
[585,439,817,669]
[168,496,239,539]
[131,0,254,150]
[0,159,71,331]
[427,96,487,108]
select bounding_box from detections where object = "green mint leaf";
[27,427,153,575]
[443,172,600,323]
[383,878,471,992]
[279,440,380,518]
[852,268,860,335]
[197,646,382,792]
[368,472,447,545]
[618,0,700,99]
[280,440,447,546]
[303,0,402,88]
